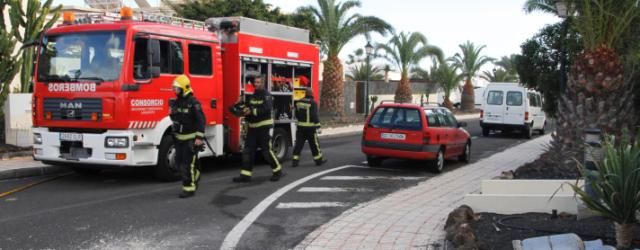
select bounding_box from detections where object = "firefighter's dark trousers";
[241,126,282,177]
[292,127,323,162]
[175,139,200,192]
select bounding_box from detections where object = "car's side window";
[487,91,503,105]
[425,110,440,127]
[445,112,458,128]
[506,91,523,106]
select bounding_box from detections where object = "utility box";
[3,93,33,147]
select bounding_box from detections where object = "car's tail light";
[525,112,529,121]
[480,110,484,119]
[423,131,431,144]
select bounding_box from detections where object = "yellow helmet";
[172,74,191,95]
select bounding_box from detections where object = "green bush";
[570,132,640,249]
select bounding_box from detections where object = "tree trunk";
[320,56,344,118]
[461,78,475,111]
[394,75,412,103]
[551,47,637,170]
[615,223,633,249]
[443,97,453,110]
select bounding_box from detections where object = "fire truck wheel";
[155,135,181,182]
[271,128,290,163]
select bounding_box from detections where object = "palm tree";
[523,0,559,14]
[376,32,443,103]
[431,59,463,109]
[481,68,518,83]
[300,0,393,117]
[495,54,519,78]
[452,41,493,111]
[346,64,384,81]
[527,1,640,247]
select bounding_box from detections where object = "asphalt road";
[0,118,546,249]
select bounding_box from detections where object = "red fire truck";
[31,9,320,180]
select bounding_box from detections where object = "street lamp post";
[364,41,373,118]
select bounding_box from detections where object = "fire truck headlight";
[33,133,42,145]
[105,137,129,148]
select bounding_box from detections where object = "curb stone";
[0,150,33,160]
[0,165,71,180]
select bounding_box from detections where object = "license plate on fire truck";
[60,133,83,142]
[381,133,405,140]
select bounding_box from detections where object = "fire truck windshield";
[37,31,125,83]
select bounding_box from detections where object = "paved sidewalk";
[296,134,551,250]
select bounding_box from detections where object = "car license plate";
[60,133,83,142]
[381,133,405,140]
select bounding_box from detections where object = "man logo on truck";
[60,102,83,109]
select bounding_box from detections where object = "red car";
[362,103,471,172]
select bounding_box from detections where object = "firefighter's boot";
[179,191,195,199]
[232,175,251,183]
[315,158,327,166]
[270,171,282,182]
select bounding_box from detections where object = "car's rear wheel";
[366,155,382,167]
[458,142,471,163]
[429,148,445,173]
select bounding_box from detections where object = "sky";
[54,0,561,73]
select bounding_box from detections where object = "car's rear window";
[507,91,523,106]
[487,91,504,105]
[369,107,422,130]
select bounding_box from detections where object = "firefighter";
[170,75,206,198]
[232,75,283,182]
[291,89,326,167]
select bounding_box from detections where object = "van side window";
[506,91,523,106]
[528,93,538,107]
[487,91,504,105]
[536,94,543,107]
[189,44,212,76]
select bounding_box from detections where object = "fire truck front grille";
[43,98,102,121]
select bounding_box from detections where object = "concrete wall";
[343,80,437,115]
[4,93,33,147]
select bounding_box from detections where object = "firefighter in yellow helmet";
[291,89,326,167]
[170,75,206,198]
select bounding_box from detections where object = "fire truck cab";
[31,9,320,180]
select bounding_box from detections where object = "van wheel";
[155,134,181,182]
[482,128,490,137]
[524,125,533,139]
[366,155,382,167]
[429,148,445,173]
[458,142,471,163]
[271,128,290,163]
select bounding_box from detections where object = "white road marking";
[275,202,350,209]
[472,136,478,139]
[297,187,373,192]
[320,176,424,181]
[219,165,357,250]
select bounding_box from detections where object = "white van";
[480,83,546,139]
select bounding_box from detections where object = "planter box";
[3,93,33,147]
[464,179,582,215]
